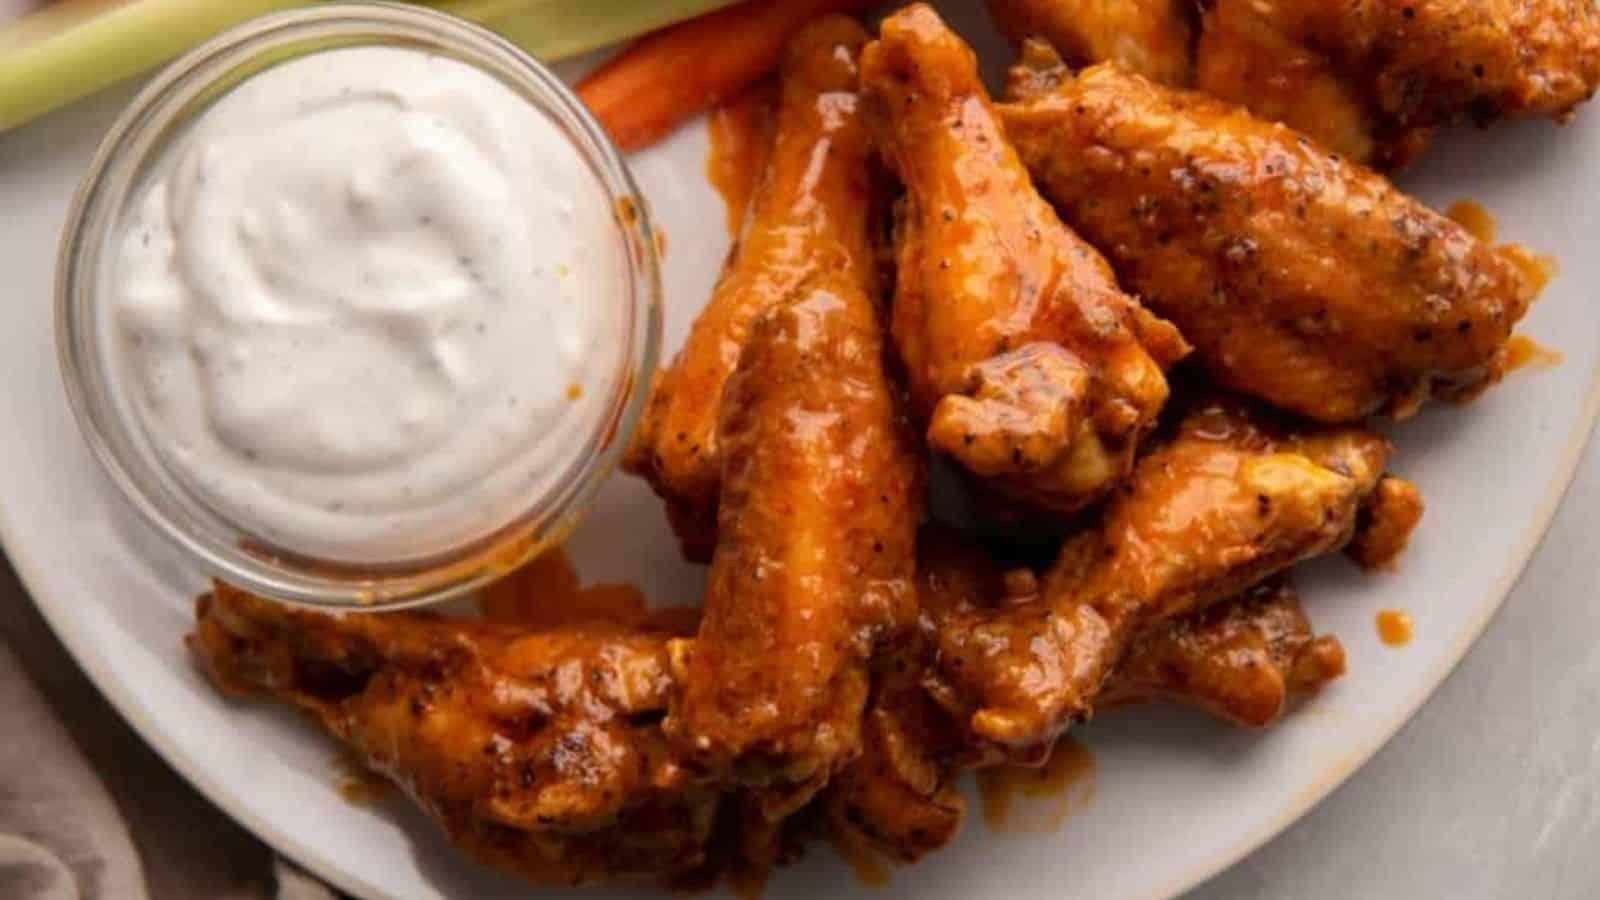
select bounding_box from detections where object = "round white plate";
[1,4,1596,899]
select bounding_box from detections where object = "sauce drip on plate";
[1446,199,1497,242]
[477,546,697,633]
[1503,334,1564,373]
[1376,609,1414,647]
[976,736,1096,832]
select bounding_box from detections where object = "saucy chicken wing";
[859,4,1188,517]
[665,20,923,811]
[1196,0,1600,168]
[988,0,1195,85]
[625,17,879,561]
[829,523,1350,863]
[1001,52,1538,423]
[191,583,717,888]
[929,396,1416,750]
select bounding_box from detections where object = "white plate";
[1,4,1596,899]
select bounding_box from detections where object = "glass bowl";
[56,2,661,609]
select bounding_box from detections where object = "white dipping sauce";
[107,47,627,563]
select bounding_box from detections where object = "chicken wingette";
[987,0,1195,85]
[1001,51,1538,423]
[1196,0,1600,168]
[625,16,879,561]
[859,4,1188,517]
[190,583,717,888]
[928,396,1418,750]
[665,16,923,820]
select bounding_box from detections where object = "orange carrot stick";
[577,0,875,152]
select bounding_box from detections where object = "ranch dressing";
[105,46,627,563]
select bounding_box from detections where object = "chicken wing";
[929,396,1416,750]
[190,583,717,888]
[1196,0,1600,168]
[625,17,879,561]
[987,0,1195,85]
[1001,53,1538,423]
[665,26,923,810]
[829,522,1351,863]
[859,4,1188,516]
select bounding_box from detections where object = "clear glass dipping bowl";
[56,2,661,609]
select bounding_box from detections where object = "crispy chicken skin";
[988,0,1195,85]
[625,17,878,561]
[190,584,717,888]
[665,48,923,811]
[859,5,1188,516]
[1000,54,1537,423]
[929,397,1416,750]
[1196,0,1600,168]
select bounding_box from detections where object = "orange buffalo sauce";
[1502,334,1564,374]
[975,735,1096,832]
[477,546,695,632]
[706,80,777,237]
[1504,246,1560,296]
[1446,199,1560,298]
[1446,199,1497,242]
[827,827,894,889]
[1376,609,1414,647]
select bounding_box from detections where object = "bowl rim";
[53,1,663,609]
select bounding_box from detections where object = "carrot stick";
[576,0,875,152]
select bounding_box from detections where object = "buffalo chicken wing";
[626,17,879,561]
[860,4,1188,517]
[666,20,923,817]
[1001,52,1537,423]
[191,584,717,888]
[929,397,1415,750]
[1196,0,1600,168]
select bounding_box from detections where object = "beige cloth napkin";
[0,559,338,900]
[0,640,147,899]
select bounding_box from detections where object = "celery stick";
[0,0,737,132]
[0,0,308,131]
[438,0,739,62]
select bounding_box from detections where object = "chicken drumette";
[927,396,1418,751]
[987,0,1196,85]
[191,584,717,888]
[1196,0,1600,168]
[859,4,1188,517]
[1000,51,1538,423]
[625,16,879,561]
